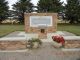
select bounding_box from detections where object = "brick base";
[0,41,27,50]
[38,33,47,39]
[65,40,80,48]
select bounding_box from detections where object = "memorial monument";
[24,13,58,39]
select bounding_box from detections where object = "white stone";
[62,48,80,51]
[63,36,80,40]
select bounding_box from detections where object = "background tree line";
[0,0,80,24]
[0,0,9,23]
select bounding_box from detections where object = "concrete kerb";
[0,49,29,52]
[62,48,80,51]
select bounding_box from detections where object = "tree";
[0,0,9,23]
[65,0,80,24]
[13,0,33,23]
[37,0,63,13]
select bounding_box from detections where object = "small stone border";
[61,48,80,51]
[0,49,29,52]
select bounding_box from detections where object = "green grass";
[0,24,24,37]
[58,24,80,36]
[0,24,80,37]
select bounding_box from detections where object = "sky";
[6,0,67,10]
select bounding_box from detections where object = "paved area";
[62,31,76,36]
[4,31,25,37]
[0,42,80,60]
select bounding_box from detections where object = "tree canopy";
[65,0,80,24]
[13,0,33,23]
[37,0,63,13]
[0,0,9,23]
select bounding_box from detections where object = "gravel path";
[0,42,80,60]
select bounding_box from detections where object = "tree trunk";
[0,20,2,24]
[69,20,74,24]
[21,13,24,24]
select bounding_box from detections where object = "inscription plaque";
[30,16,52,27]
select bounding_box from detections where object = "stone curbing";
[0,49,28,52]
[62,48,80,51]
[0,37,26,41]
[0,37,27,50]
[63,36,80,48]
[0,41,27,50]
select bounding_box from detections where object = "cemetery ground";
[0,23,80,37]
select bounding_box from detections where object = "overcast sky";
[6,0,67,10]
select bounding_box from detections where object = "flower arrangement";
[52,35,65,46]
[27,38,42,49]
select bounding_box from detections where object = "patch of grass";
[0,25,24,37]
[58,23,80,36]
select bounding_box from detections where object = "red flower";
[52,35,65,46]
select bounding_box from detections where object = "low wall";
[65,40,80,48]
[0,41,27,50]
